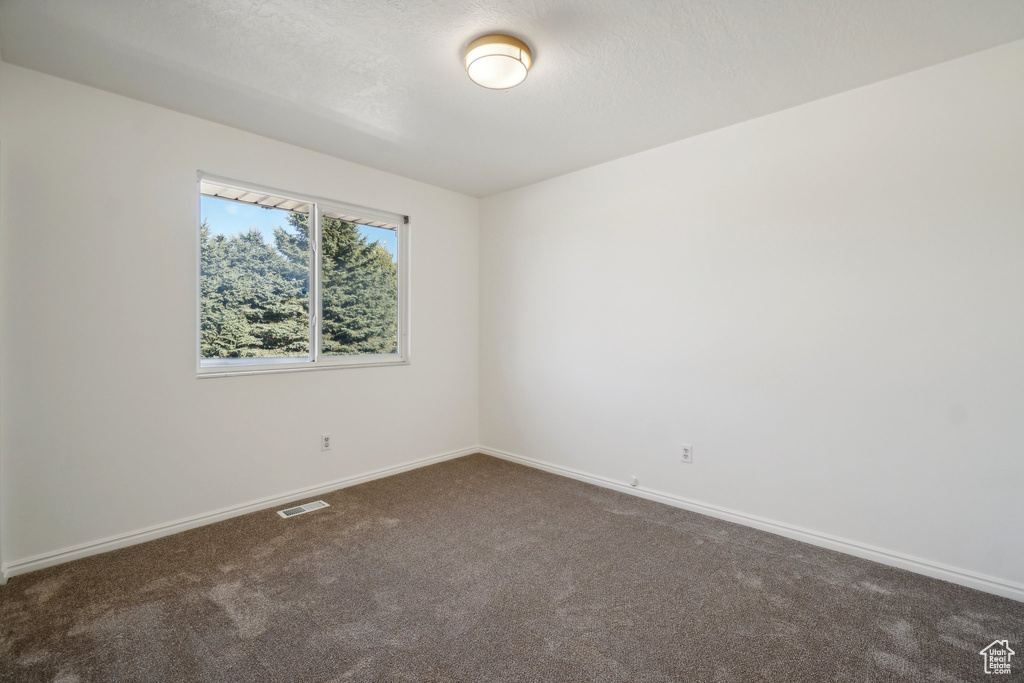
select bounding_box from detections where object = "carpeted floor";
[1,454,1021,682]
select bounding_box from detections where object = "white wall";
[0,62,479,569]
[480,41,1024,589]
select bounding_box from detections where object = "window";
[197,175,407,375]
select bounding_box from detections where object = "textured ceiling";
[2,1,1024,197]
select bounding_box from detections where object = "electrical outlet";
[681,444,693,464]
[321,434,332,451]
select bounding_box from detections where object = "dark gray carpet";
[1,454,1021,681]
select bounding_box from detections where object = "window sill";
[196,356,408,379]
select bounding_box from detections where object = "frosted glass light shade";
[465,35,532,90]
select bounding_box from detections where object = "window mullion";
[310,204,321,363]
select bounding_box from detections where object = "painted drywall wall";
[480,40,1024,588]
[0,62,479,568]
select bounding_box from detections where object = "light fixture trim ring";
[464,34,533,89]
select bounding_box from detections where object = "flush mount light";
[464,34,532,90]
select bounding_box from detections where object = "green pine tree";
[199,208,398,361]
[199,218,309,358]
[278,213,398,355]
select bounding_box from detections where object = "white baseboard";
[478,446,1024,603]
[0,446,479,582]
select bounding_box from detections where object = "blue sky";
[201,195,397,258]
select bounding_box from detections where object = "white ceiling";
[2,1,1024,197]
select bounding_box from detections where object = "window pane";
[200,195,310,364]
[320,217,399,356]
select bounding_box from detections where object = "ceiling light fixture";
[464,34,532,90]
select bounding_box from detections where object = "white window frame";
[196,172,410,378]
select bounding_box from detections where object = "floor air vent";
[277,500,330,518]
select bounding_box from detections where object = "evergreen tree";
[278,213,398,355]
[199,218,308,358]
[199,209,398,361]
